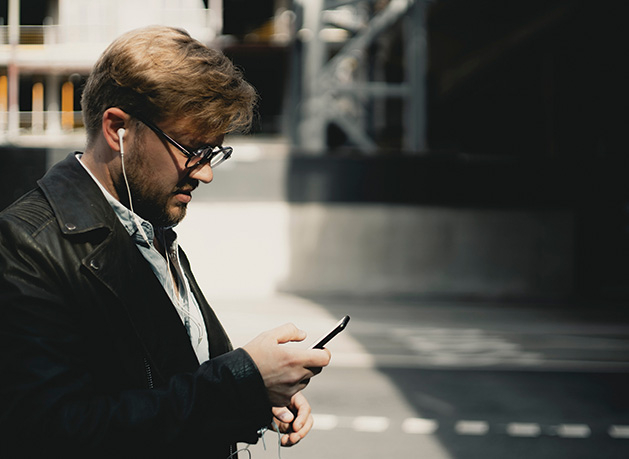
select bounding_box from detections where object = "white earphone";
[117,125,150,246]
[117,128,126,155]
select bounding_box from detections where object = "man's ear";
[102,107,129,152]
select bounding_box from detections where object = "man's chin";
[165,204,187,227]
[148,205,187,229]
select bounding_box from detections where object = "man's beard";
[116,140,191,228]
[127,178,188,228]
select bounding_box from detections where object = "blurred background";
[1,1,628,457]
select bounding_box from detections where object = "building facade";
[0,0,217,146]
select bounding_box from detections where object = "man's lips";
[174,187,195,204]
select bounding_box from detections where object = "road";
[206,294,629,459]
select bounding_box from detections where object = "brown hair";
[81,25,257,145]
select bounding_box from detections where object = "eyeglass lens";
[185,147,232,168]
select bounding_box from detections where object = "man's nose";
[188,163,213,184]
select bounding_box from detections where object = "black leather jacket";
[0,154,271,458]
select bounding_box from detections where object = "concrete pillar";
[7,0,20,136]
[403,1,427,152]
[208,0,223,39]
[7,63,19,136]
[46,74,62,135]
[298,0,327,153]
[8,0,19,44]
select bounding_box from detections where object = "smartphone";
[310,315,350,349]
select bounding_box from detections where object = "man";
[0,26,330,458]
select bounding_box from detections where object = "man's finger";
[273,323,307,344]
[303,347,331,369]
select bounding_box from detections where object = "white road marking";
[402,418,439,434]
[506,423,541,437]
[312,414,627,440]
[609,425,629,439]
[352,416,390,433]
[394,327,543,368]
[312,414,339,431]
[455,420,489,435]
[555,424,591,438]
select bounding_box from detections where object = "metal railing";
[1,110,85,136]
[0,25,114,46]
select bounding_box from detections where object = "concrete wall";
[179,202,574,300]
[282,204,574,299]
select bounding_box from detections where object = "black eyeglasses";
[136,116,232,169]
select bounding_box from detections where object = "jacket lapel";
[86,227,201,379]
[38,154,201,382]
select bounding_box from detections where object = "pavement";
[205,293,629,459]
[203,293,629,374]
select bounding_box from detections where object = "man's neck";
[81,145,120,202]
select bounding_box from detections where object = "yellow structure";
[32,81,44,132]
[0,75,7,132]
[61,81,73,130]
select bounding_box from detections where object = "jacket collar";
[37,152,119,236]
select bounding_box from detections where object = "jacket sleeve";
[0,211,272,456]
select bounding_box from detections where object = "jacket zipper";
[143,357,154,389]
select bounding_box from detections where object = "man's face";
[117,118,223,228]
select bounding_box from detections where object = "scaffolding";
[289,0,429,154]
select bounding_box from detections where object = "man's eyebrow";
[172,132,206,151]
[189,141,220,151]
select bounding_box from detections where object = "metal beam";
[294,0,428,154]
[319,0,414,84]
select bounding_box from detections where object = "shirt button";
[65,223,76,231]
[89,259,100,270]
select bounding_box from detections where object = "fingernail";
[278,411,292,422]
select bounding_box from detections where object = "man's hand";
[272,392,313,446]
[242,323,331,406]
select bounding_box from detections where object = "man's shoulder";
[0,153,82,236]
[0,187,55,237]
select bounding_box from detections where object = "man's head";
[81,25,257,146]
[80,26,257,228]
